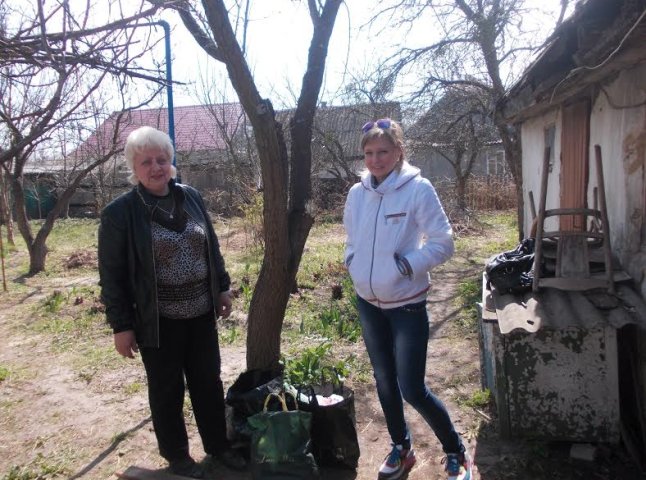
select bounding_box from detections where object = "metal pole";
[128,21,178,178]
[156,21,177,172]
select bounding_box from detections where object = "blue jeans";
[357,296,462,453]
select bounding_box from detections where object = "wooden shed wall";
[521,62,646,297]
[519,63,646,433]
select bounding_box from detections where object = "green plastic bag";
[247,392,319,479]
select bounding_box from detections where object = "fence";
[434,175,517,212]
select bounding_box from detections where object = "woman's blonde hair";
[359,118,406,168]
[124,126,177,185]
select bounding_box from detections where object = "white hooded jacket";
[343,161,454,309]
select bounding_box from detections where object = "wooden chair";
[531,145,614,293]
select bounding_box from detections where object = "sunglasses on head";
[361,118,392,133]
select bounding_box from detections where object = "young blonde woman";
[343,119,472,480]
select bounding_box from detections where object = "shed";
[499,0,646,463]
[480,277,646,443]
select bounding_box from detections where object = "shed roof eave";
[503,48,646,123]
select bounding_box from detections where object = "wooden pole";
[0,222,6,292]
[532,146,551,293]
[594,145,614,293]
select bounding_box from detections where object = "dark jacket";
[98,180,231,348]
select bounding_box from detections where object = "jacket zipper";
[368,195,383,305]
[146,207,161,348]
[136,184,161,347]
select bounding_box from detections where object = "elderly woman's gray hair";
[124,126,177,185]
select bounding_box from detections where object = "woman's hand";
[114,330,138,358]
[218,290,234,319]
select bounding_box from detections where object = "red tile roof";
[78,103,246,156]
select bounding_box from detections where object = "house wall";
[412,144,508,181]
[589,62,646,297]
[521,62,646,297]
[520,64,646,433]
[521,109,562,234]
[591,68,646,435]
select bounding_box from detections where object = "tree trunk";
[28,234,48,275]
[456,174,468,211]
[182,0,342,370]
[245,256,292,369]
[10,173,40,274]
[10,148,114,275]
[497,122,524,239]
[244,1,341,370]
[0,171,15,246]
[10,171,54,275]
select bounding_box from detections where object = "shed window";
[486,149,506,176]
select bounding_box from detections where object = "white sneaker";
[443,449,472,480]
[378,444,416,479]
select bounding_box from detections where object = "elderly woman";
[343,119,472,480]
[98,126,243,478]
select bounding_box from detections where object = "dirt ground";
[0,224,643,480]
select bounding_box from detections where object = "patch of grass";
[340,352,373,385]
[444,371,475,390]
[9,219,100,277]
[220,326,241,345]
[238,263,256,312]
[76,369,95,384]
[70,344,117,373]
[46,218,99,251]
[463,388,491,409]
[31,285,116,373]
[317,210,343,224]
[110,430,132,444]
[124,381,145,395]
[239,192,264,250]
[0,365,9,382]
[33,286,105,342]
[477,211,519,253]
[0,398,24,419]
[42,290,66,313]
[296,222,345,287]
[453,277,482,333]
[314,301,361,342]
[2,453,70,480]
[454,210,518,260]
[281,342,351,387]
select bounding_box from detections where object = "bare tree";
[409,85,498,211]
[340,63,397,106]
[1,0,165,274]
[162,0,343,369]
[308,101,402,210]
[374,0,571,237]
[196,76,260,214]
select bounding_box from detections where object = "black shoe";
[213,448,247,471]
[168,456,205,479]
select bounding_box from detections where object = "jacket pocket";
[393,253,413,278]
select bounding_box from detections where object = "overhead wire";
[549,7,646,104]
